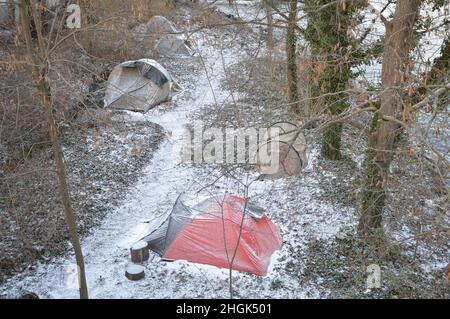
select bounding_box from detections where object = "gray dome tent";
[104,59,176,112]
[134,15,193,57]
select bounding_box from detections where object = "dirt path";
[0,30,269,299]
[0,4,360,299]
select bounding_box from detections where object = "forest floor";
[0,2,448,299]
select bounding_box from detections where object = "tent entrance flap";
[143,66,168,87]
[133,61,169,87]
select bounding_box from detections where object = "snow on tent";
[104,59,176,112]
[140,195,282,276]
[134,15,193,57]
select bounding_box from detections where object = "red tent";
[142,195,282,276]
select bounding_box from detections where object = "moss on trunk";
[286,0,300,113]
[358,0,423,245]
[321,122,344,160]
[305,0,362,160]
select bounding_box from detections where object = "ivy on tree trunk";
[305,0,362,160]
[359,0,423,244]
[286,0,300,114]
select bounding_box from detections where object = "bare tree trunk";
[359,0,422,244]
[263,0,274,66]
[415,37,450,105]
[7,0,15,25]
[18,0,89,299]
[286,0,299,113]
[304,0,363,160]
[78,0,92,53]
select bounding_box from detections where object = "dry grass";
[0,0,179,282]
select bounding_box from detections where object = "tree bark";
[130,241,150,263]
[359,0,422,243]
[414,37,450,106]
[304,0,362,160]
[18,0,89,299]
[263,0,274,66]
[286,0,299,113]
[7,0,15,25]
[78,0,92,53]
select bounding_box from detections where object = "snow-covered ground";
[0,9,359,298]
[1,1,447,299]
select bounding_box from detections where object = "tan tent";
[257,122,308,178]
[104,59,176,112]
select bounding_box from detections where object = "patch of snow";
[131,241,148,251]
[126,264,145,275]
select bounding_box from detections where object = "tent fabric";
[142,195,282,276]
[147,15,179,34]
[143,197,192,256]
[133,59,170,87]
[104,59,173,112]
[133,59,173,85]
[257,122,308,177]
[134,16,192,57]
